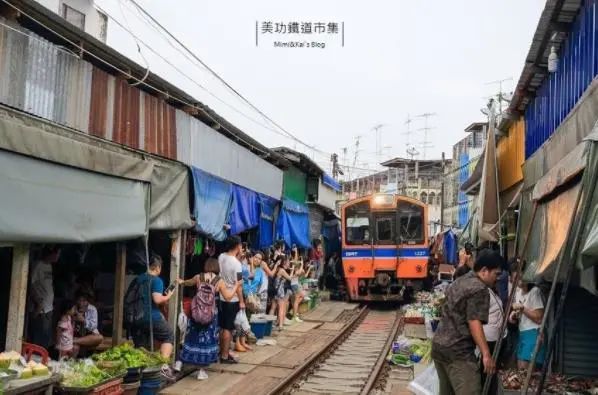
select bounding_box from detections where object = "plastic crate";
[249,320,268,339]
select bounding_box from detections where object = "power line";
[124,0,329,156]
[0,0,273,156]
[96,3,299,144]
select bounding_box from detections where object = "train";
[341,193,429,302]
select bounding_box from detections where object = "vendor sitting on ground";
[73,292,104,352]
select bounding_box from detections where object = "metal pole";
[441,152,445,229]
[482,202,539,395]
[520,185,584,394]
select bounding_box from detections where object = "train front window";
[375,215,395,245]
[397,201,424,244]
[345,202,371,245]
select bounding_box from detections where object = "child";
[56,299,79,359]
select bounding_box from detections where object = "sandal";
[220,355,238,364]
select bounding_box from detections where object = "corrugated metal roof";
[4,0,288,168]
[508,0,583,114]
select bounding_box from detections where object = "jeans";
[434,357,481,395]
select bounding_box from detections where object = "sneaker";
[283,318,293,326]
[293,316,303,323]
[173,360,182,372]
[196,369,208,381]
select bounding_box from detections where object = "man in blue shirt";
[132,255,176,379]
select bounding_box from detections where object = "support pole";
[441,152,445,228]
[168,230,183,343]
[6,244,30,352]
[112,243,126,346]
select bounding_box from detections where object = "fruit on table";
[20,368,33,379]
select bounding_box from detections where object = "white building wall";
[33,0,107,42]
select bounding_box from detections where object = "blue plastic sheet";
[258,194,278,249]
[191,167,232,241]
[276,198,310,249]
[322,173,341,191]
[229,185,260,235]
[322,218,341,254]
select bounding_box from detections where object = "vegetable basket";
[58,375,124,395]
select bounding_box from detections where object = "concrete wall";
[33,0,106,42]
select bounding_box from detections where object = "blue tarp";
[322,218,341,254]
[229,185,260,235]
[276,198,310,249]
[258,194,278,249]
[191,167,232,241]
[322,173,341,192]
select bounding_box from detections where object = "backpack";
[124,275,149,326]
[191,274,218,325]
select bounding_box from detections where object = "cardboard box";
[403,323,428,339]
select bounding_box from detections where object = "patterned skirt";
[180,312,220,366]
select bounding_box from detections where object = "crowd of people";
[431,245,546,395]
[126,235,329,382]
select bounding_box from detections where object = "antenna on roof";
[415,112,437,159]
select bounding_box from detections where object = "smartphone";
[236,272,243,281]
[164,282,177,294]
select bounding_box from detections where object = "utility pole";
[485,77,513,114]
[416,112,437,159]
[440,151,445,229]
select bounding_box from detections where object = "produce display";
[60,361,113,388]
[501,369,598,394]
[388,336,432,366]
[93,343,167,369]
[0,351,22,369]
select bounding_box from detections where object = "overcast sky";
[95,0,544,178]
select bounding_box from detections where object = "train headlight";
[373,194,394,207]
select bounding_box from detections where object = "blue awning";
[276,198,310,249]
[322,218,341,253]
[322,173,341,191]
[258,194,278,249]
[229,185,260,235]
[191,167,232,241]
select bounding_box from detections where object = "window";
[420,192,427,204]
[345,201,371,245]
[62,4,85,30]
[429,192,436,205]
[397,201,424,244]
[375,215,395,245]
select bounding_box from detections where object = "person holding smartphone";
[218,236,245,364]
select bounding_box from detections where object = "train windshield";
[345,201,371,245]
[397,201,424,244]
[374,213,396,245]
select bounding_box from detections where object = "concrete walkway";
[161,301,359,395]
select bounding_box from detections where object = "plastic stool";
[22,342,49,365]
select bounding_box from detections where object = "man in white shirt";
[74,292,104,351]
[218,236,245,364]
[28,246,60,349]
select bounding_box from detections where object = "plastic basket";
[121,381,140,395]
[139,377,162,395]
[249,320,268,339]
[264,320,273,336]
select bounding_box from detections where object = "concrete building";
[34,0,107,41]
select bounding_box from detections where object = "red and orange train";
[341,194,429,302]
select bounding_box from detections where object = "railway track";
[267,307,402,395]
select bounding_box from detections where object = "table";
[3,373,61,395]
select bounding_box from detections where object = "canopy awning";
[0,149,149,243]
[229,184,260,235]
[460,152,484,195]
[276,198,310,249]
[191,167,232,241]
[0,105,192,230]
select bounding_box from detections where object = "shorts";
[219,301,240,331]
[291,284,302,294]
[276,286,291,301]
[132,318,174,348]
[517,328,545,364]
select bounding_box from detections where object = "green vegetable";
[61,362,113,388]
[93,343,168,368]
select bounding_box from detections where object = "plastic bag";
[407,364,439,395]
[234,310,251,334]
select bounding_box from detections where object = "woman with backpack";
[177,258,241,381]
